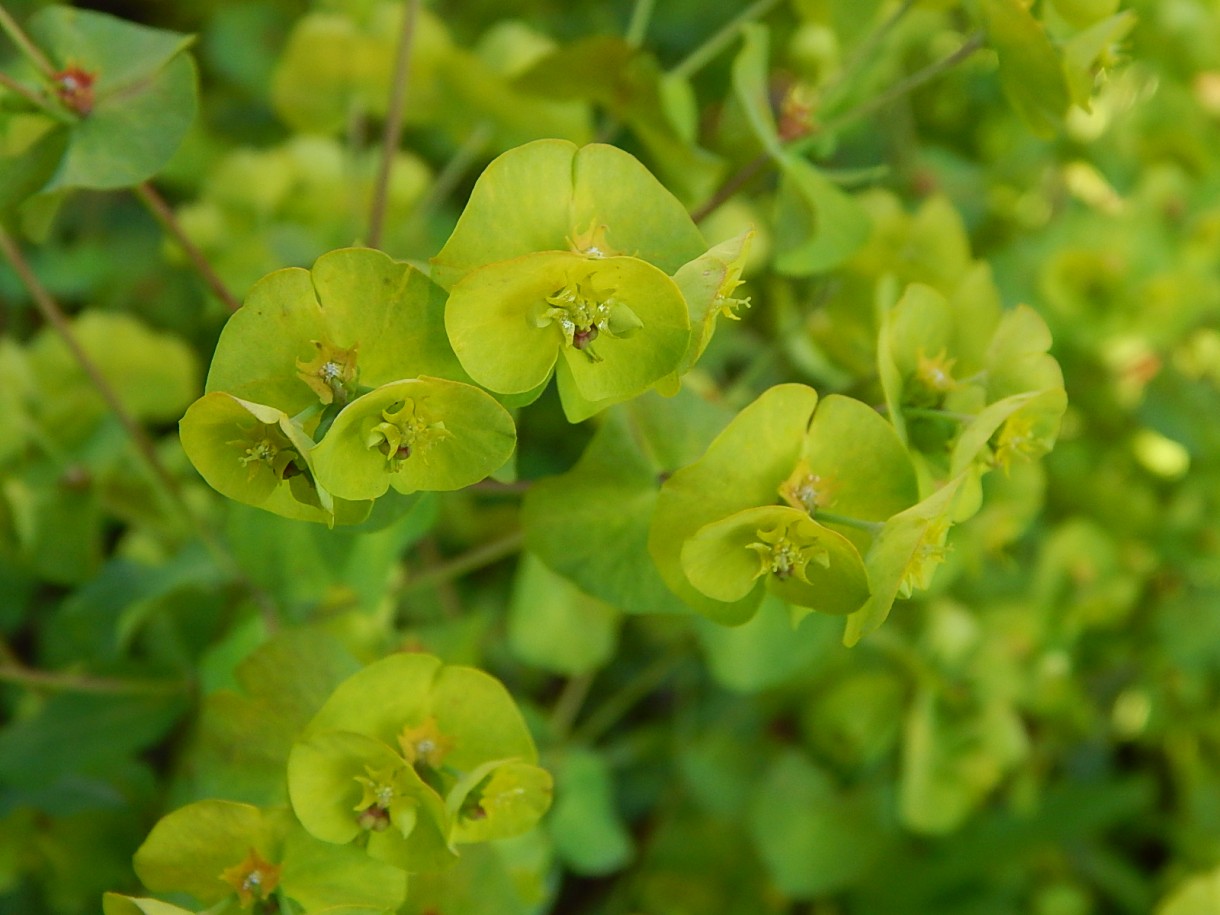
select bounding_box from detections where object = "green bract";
[651,385,919,626]
[430,138,707,289]
[287,653,551,870]
[182,247,516,523]
[310,378,516,500]
[126,799,408,913]
[444,251,690,419]
[179,392,370,526]
[205,247,464,415]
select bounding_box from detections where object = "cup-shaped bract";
[179,392,370,525]
[206,247,465,417]
[652,385,936,626]
[445,758,554,844]
[287,729,454,873]
[665,228,755,390]
[309,377,516,501]
[132,800,291,909]
[430,138,707,290]
[681,504,869,615]
[650,384,820,624]
[444,251,690,418]
[287,653,549,867]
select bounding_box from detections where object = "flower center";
[366,399,451,469]
[535,273,642,362]
[746,520,830,584]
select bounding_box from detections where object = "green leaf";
[25,6,197,190]
[133,800,290,906]
[0,114,68,213]
[549,749,634,876]
[1157,866,1220,915]
[981,0,1072,137]
[1062,12,1137,109]
[748,751,889,897]
[773,154,871,276]
[650,384,819,624]
[511,37,723,203]
[799,393,919,550]
[192,628,362,807]
[431,139,706,290]
[309,377,516,501]
[898,687,1028,834]
[29,309,200,434]
[730,23,783,158]
[523,390,732,616]
[507,553,620,675]
[696,594,842,693]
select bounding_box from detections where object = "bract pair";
[180,247,515,525]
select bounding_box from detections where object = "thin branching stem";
[368,0,420,249]
[0,638,188,696]
[0,226,281,629]
[625,0,655,48]
[819,0,917,110]
[817,511,884,535]
[0,3,54,76]
[811,30,986,140]
[0,67,54,112]
[399,528,525,597]
[691,30,987,224]
[0,226,189,507]
[668,0,785,81]
[135,182,242,312]
[550,672,595,742]
[572,644,688,745]
[414,120,492,220]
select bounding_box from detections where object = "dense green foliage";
[1,0,1218,913]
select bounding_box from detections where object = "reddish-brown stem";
[135,181,242,312]
[368,0,420,249]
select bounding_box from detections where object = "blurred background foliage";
[2,0,1220,913]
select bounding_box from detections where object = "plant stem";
[817,511,884,535]
[414,120,492,220]
[811,30,986,140]
[134,182,242,312]
[819,0,916,110]
[399,528,525,596]
[0,639,187,696]
[0,3,54,76]
[368,0,419,249]
[0,67,54,113]
[691,30,986,224]
[903,406,976,424]
[550,672,595,742]
[691,151,769,224]
[668,0,785,81]
[572,646,686,745]
[0,226,188,508]
[625,0,655,47]
[0,225,281,630]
